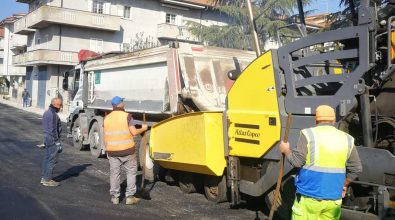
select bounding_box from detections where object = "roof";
[160,0,218,9]
[0,13,26,27]
[184,0,218,6]
[305,13,331,29]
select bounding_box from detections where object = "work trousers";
[41,135,59,181]
[23,98,29,107]
[108,153,137,198]
[292,194,342,220]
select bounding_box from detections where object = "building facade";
[0,14,28,103]
[13,0,228,112]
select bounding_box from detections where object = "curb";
[0,97,68,122]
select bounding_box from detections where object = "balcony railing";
[157,23,199,43]
[10,35,27,50]
[27,6,120,31]
[13,49,79,66]
[14,17,35,35]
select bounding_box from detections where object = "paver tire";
[204,175,227,203]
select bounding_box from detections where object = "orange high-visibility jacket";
[104,110,135,156]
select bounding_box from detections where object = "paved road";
[0,103,265,220]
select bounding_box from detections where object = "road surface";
[0,103,265,220]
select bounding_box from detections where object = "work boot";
[42,180,60,187]
[125,196,140,205]
[111,196,119,204]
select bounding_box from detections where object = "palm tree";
[328,0,390,28]
[187,0,311,50]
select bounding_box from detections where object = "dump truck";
[63,42,256,161]
[148,0,395,219]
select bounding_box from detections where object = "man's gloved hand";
[55,142,62,153]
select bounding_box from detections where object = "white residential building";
[0,29,4,76]
[13,0,229,111]
[0,14,28,103]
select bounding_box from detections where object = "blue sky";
[305,0,344,14]
[0,0,344,21]
[0,0,28,20]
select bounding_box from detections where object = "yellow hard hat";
[315,105,335,122]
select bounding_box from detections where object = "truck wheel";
[89,121,103,158]
[139,131,156,182]
[178,172,197,194]
[72,116,85,150]
[204,175,227,203]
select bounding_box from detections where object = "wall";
[61,26,121,52]
[27,25,59,51]
[25,0,232,54]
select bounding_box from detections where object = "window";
[90,38,103,53]
[92,1,104,14]
[124,6,131,19]
[166,13,176,25]
[72,69,80,99]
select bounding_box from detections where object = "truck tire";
[72,116,85,150]
[204,175,227,203]
[139,131,156,182]
[89,121,103,158]
[177,172,197,194]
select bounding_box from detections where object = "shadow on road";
[53,164,92,182]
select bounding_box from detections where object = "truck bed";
[83,43,256,116]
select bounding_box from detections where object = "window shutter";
[104,2,111,14]
[90,38,96,51]
[97,40,103,53]
[176,15,183,26]
[88,0,93,12]
[118,6,123,17]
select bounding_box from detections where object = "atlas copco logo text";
[235,129,260,139]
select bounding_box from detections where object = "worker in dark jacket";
[280,105,362,220]
[22,89,30,108]
[41,97,63,187]
[104,96,148,205]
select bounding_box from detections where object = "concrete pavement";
[0,97,68,122]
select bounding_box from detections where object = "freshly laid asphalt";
[0,103,264,220]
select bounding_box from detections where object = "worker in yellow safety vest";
[104,96,148,205]
[280,105,362,220]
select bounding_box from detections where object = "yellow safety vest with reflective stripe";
[104,111,135,154]
[296,125,354,200]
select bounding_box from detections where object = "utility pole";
[245,0,261,57]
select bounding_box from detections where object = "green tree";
[187,0,311,50]
[327,0,391,30]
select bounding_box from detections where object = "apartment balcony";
[157,23,199,43]
[26,6,120,32]
[7,65,26,76]
[14,17,35,35]
[10,36,27,51]
[13,49,79,66]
